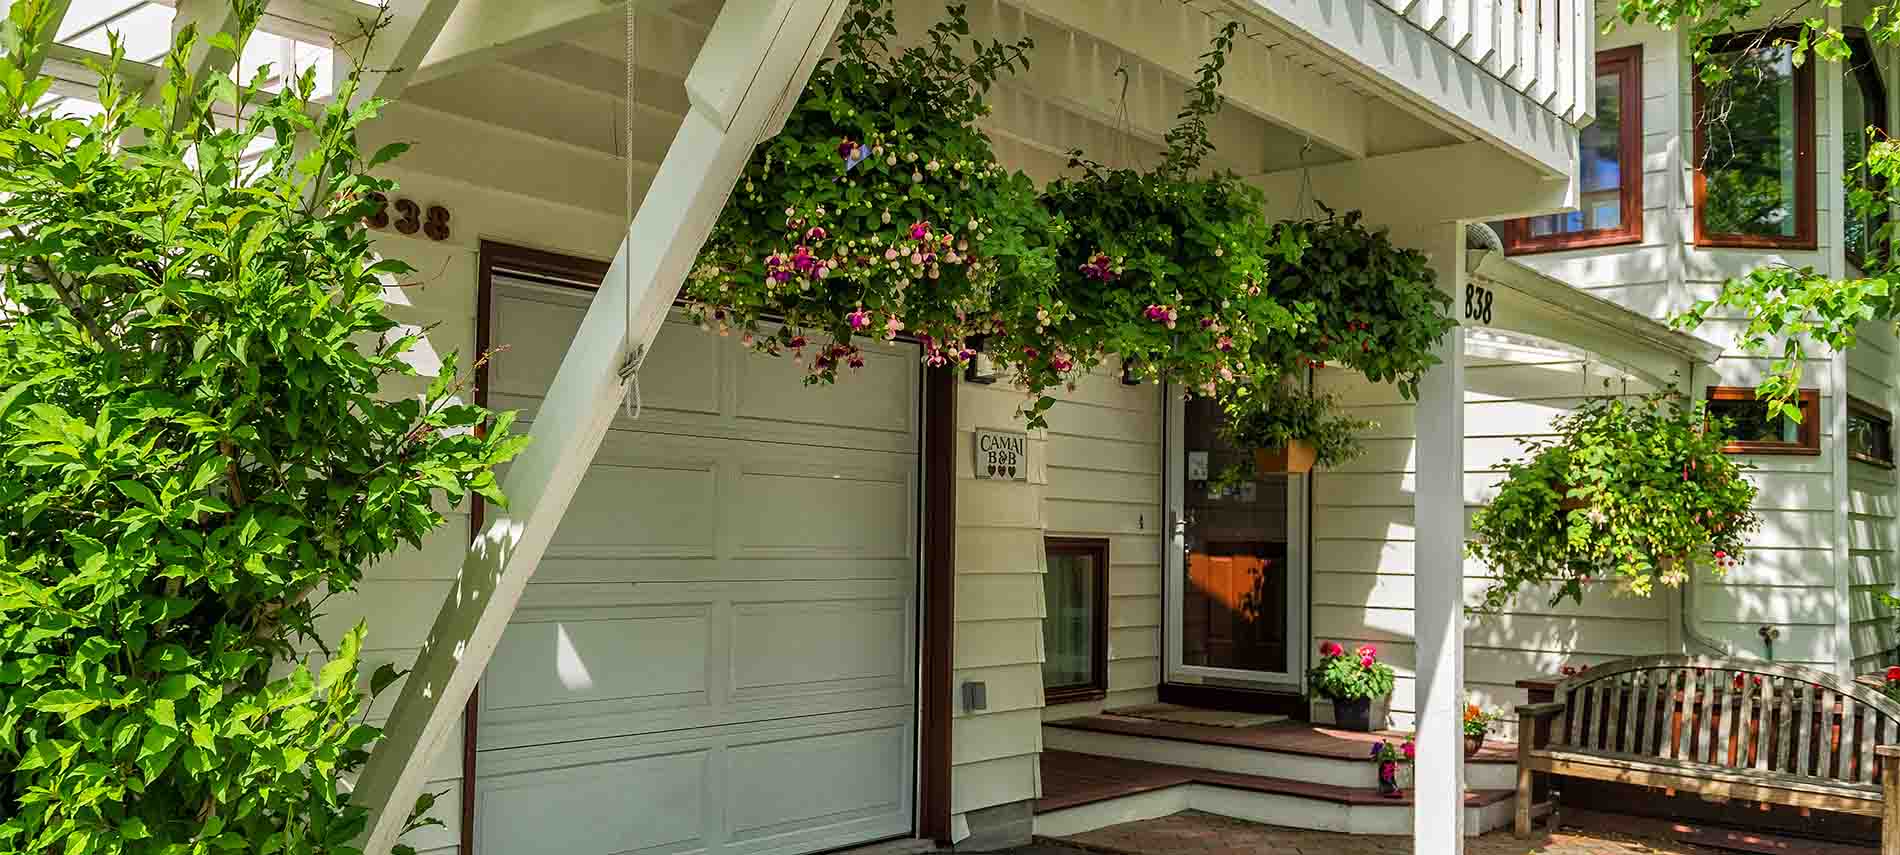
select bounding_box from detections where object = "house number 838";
[1464,284,1494,325]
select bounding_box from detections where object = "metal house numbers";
[975,428,1029,481]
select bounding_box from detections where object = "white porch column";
[350,1,849,850]
[1411,222,1467,852]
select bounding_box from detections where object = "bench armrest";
[1515,702,1565,719]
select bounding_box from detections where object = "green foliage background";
[0,2,523,851]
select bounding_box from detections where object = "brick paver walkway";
[1054,811,1723,855]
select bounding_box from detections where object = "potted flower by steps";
[1310,641,1396,731]
[1464,702,1499,758]
[1218,382,1373,476]
[1370,739,1414,798]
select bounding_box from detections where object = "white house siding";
[1312,347,1672,734]
[1848,322,1899,674]
[951,370,1164,816]
[1503,14,1859,679]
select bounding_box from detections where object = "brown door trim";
[919,367,957,842]
[465,242,611,854]
[466,241,954,849]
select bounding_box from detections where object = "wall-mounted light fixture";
[1121,357,1142,386]
[964,335,999,384]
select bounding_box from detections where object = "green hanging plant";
[1009,22,1306,423]
[1215,381,1375,474]
[1468,390,1762,609]
[1260,207,1455,398]
[684,0,1062,387]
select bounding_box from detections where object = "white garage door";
[474,275,921,855]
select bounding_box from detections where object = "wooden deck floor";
[1046,713,1518,764]
[1037,749,1515,814]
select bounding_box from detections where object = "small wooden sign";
[975,428,1028,481]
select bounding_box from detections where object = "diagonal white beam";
[344,0,461,108]
[412,0,683,88]
[151,0,246,106]
[349,0,852,850]
[1,0,73,83]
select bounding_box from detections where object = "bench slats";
[1515,656,1900,841]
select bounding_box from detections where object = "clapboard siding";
[1848,320,1899,675]
[1313,347,1675,730]
[1041,372,1165,721]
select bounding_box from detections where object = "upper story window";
[1499,47,1644,253]
[1844,34,1889,271]
[1694,30,1818,249]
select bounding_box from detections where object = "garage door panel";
[491,284,722,418]
[482,604,712,716]
[478,744,710,855]
[480,278,918,854]
[725,723,912,852]
[732,469,913,560]
[547,459,718,556]
[731,598,911,701]
[734,342,917,436]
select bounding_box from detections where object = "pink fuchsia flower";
[1022,346,1040,359]
[1319,641,1344,658]
[1216,335,1234,352]
[788,335,808,349]
[838,138,858,159]
[885,316,906,340]
[910,221,931,241]
[1051,352,1075,373]
[791,246,817,273]
[847,351,866,369]
[1079,253,1116,281]
[806,226,827,241]
[847,309,871,331]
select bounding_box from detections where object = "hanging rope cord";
[617,0,645,418]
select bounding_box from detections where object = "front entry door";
[1165,393,1307,689]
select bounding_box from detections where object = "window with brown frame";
[1043,537,1109,703]
[1706,386,1821,455]
[1844,34,1889,271]
[1693,30,1818,249]
[1498,46,1644,253]
[1848,396,1895,467]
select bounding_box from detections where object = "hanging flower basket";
[1218,381,1373,479]
[684,1,1062,398]
[1468,391,1762,610]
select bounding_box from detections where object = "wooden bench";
[1514,655,1900,853]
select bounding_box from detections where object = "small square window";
[1848,397,1894,467]
[1043,538,1109,703]
[1706,387,1821,455]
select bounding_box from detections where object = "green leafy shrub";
[1260,208,1454,399]
[0,3,524,852]
[1467,391,1760,609]
[684,0,1062,394]
[1309,641,1396,701]
[1215,381,1374,469]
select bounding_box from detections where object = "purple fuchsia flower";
[1051,351,1075,373]
[847,308,871,331]
[847,350,866,369]
[1079,253,1115,281]
[840,139,867,171]
[806,226,827,241]
[910,221,931,241]
[791,246,817,273]
[1144,304,1179,329]
[1216,335,1234,352]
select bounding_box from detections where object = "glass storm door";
[1165,393,1307,688]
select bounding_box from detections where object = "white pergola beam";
[1010,0,1370,160]
[1,0,74,82]
[152,0,245,105]
[346,0,461,108]
[412,0,683,88]
[349,1,852,850]
[1250,141,1573,228]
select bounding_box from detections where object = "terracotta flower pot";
[1255,440,1318,474]
[1550,479,1587,511]
[1464,734,1485,758]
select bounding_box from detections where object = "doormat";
[1108,703,1288,728]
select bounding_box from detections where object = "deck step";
[1034,750,1518,838]
[1044,715,1517,790]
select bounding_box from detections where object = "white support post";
[1411,221,1467,853]
[152,0,245,106]
[349,1,849,851]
